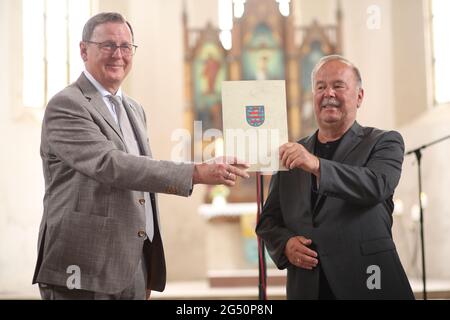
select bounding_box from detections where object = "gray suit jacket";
[256,122,414,299]
[33,73,194,294]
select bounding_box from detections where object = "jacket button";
[139,199,145,205]
[138,230,147,238]
[166,187,177,194]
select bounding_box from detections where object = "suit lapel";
[298,133,316,214]
[122,96,152,157]
[76,73,153,157]
[76,73,159,226]
[76,73,126,146]
[331,121,364,163]
[313,122,364,214]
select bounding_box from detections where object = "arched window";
[22,0,93,109]
[430,0,450,105]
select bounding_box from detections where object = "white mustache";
[321,98,341,108]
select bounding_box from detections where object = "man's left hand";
[279,143,320,177]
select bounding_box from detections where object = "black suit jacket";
[256,122,414,299]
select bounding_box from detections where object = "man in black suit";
[256,55,414,299]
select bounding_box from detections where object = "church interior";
[1,0,449,299]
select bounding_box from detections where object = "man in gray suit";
[256,55,414,299]
[32,12,249,300]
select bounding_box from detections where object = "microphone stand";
[405,134,450,300]
[256,172,267,300]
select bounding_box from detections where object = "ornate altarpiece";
[183,0,342,203]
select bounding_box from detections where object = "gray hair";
[311,55,362,91]
[82,12,134,42]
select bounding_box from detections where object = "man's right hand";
[192,157,250,187]
[285,236,319,270]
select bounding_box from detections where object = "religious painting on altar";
[193,42,227,131]
[299,40,326,136]
[242,23,285,81]
[301,40,324,92]
[297,17,340,137]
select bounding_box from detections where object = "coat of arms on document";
[246,105,265,127]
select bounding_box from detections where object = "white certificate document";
[221,80,288,172]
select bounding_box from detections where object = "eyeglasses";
[86,41,138,56]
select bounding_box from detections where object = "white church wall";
[127,0,208,282]
[340,0,396,130]
[0,0,43,296]
[391,0,429,126]
[395,106,450,280]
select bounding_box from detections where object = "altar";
[199,203,286,288]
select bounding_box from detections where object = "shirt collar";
[83,70,123,99]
